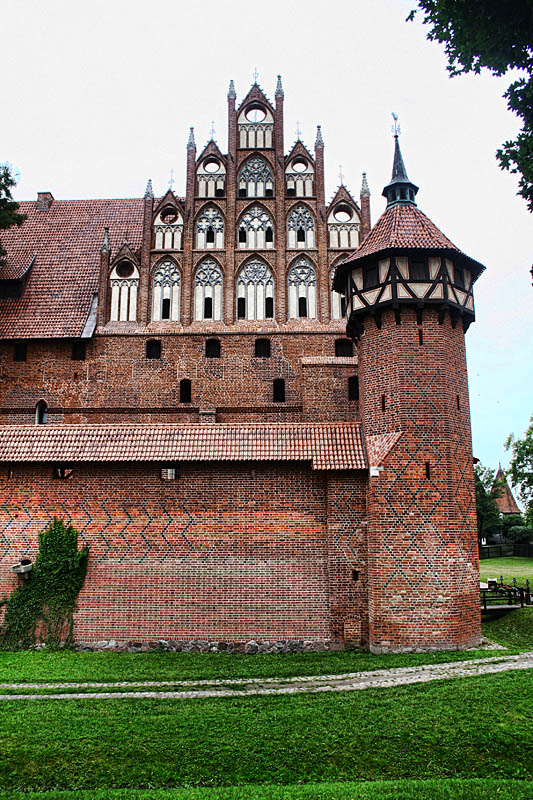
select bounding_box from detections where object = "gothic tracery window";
[288,257,317,319]
[196,205,224,249]
[110,260,139,322]
[238,105,274,148]
[236,259,274,320]
[327,204,360,248]
[330,267,345,320]
[237,205,274,250]
[238,157,274,198]
[194,259,223,321]
[152,260,181,321]
[153,205,184,250]
[285,157,314,197]
[287,205,315,249]
[197,157,226,198]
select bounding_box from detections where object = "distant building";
[494,465,521,516]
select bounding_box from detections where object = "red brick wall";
[0,462,367,645]
[359,308,481,652]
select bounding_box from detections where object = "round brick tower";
[334,129,484,652]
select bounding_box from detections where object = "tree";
[505,414,533,523]
[408,1,533,212]
[0,163,26,266]
[474,462,504,540]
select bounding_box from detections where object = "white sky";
[3,0,532,472]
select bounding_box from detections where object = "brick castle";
[0,78,484,652]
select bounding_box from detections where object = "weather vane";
[168,168,175,190]
[338,164,344,185]
[253,67,259,83]
[210,120,216,139]
[391,112,401,137]
[296,121,301,140]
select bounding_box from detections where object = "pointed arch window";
[288,257,317,319]
[110,260,139,322]
[287,205,315,248]
[154,205,184,250]
[237,205,274,250]
[330,267,345,320]
[35,401,48,425]
[236,259,274,321]
[194,259,223,321]
[152,260,181,322]
[238,157,274,198]
[196,205,224,249]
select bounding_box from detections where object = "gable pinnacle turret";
[275,75,284,98]
[315,125,324,148]
[360,172,370,197]
[99,226,110,254]
[187,126,196,150]
[144,178,153,199]
[382,115,419,207]
[227,79,236,100]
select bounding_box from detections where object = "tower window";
[204,297,213,319]
[180,379,191,403]
[456,394,461,411]
[237,297,246,319]
[348,376,359,401]
[418,329,424,345]
[425,462,431,480]
[146,339,161,360]
[161,298,171,320]
[35,401,47,425]
[410,259,428,280]
[255,339,271,358]
[13,342,27,362]
[363,264,379,289]
[455,266,465,289]
[381,394,386,412]
[335,339,353,357]
[273,378,285,403]
[71,341,86,361]
[298,297,308,317]
[205,338,221,358]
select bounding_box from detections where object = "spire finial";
[168,168,175,190]
[338,164,344,186]
[391,112,401,138]
[187,126,196,150]
[252,67,259,84]
[360,172,370,197]
[144,178,153,199]
[382,119,419,207]
[100,226,110,254]
[209,120,216,140]
[296,121,302,140]
[275,74,284,98]
[227,79,236,100]
[315,125,324,148]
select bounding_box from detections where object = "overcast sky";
[4,0,531,473]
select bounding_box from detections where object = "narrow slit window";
[255,339,270,358]
[456,394,461,411]
[204,297,213,319]
[161,297,171,320]
[13,342,27,362]
[180,379,191,403]
[265,297,274,318]
[273,378,285,403]
[146,340,161,360]
[335,339,353,357]
[381,394,386,412]
[418,329,423,345]
[237,297,246,319]
[425,462,431,480]
[348,375,359,402]
[205,338,221,358]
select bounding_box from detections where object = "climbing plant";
[0,517,89,649]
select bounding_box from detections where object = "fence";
[479,543,533,560]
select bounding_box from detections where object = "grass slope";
[479,556,533,585]
[1,779,533,800]
[0,670,531,790]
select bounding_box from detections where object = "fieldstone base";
[72,639,334,654]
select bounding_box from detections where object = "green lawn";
[479,556,533,585]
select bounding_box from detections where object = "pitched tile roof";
[334,203,484,289]
[0,197,144,339]
[366,431,403,467]
[494,466,521,515]
[0,422,367,471]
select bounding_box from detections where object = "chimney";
[37,191,54,211]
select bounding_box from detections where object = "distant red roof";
[0,197,144,339]
[494,466,521,515]
[0,422,367,471]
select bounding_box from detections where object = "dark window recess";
[381,394,386,412]
[238,188,247,198]
[161,297,171,319]
[146,340,161,359]
[180,379,191,403]
[418,329,423,346]
[215,187,224,197]
[273,378,285,403]
[265,296,274,318]
[340,297,347,317]
[455,266,465,289]
[265,227,273,243]
[36,401,47,425]
[298,297,308,318]
[286,187,296,196]
[410,259,428,280]
[71,340,86,361]
[206,228,215,244]
[348,375,359,402]
[363,264,379,289]
[238,228,246,243]
[400,188,408,200]
[53,465,74,480]
[265,187,273,197]
[255,338,271,358]
[237,297,246,319]
[335,338,353,357]
[456,394,461,411]
[204,297,213,319]
[205,338,221,358]
[425,462,431,480]
[351,570,359,582]
[13,342,27,362]
[297,227,305,242]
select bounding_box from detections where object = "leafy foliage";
[0,517,89,649]
[0,163,26,266]
[506,525,533,542]
[408,1,533,211]
[505,414,533,522]
[474,463,503,537]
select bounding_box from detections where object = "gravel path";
[1,651,532,701]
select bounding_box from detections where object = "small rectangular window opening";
[238,188,246,198]
[71,341,86,361]
[335,338,353,357]
[180,379,191,403]
[381,394,386,412]
[265,187,273,197]
[273,378,285,403]
[53,465,74,480]
[351,570,359,582]
[348,375,359,402]
[13,342,27,362]
[410,260,428,280]
[205,338,221,358]
[418,329,423,346]
[146,340,161,359]
[265,296,274,318]
[255,339,271,358]
[204,297,213,319]
[456,394,461,411]
[237,297,246,319]
[363,265,378,289]
[238,228,246,243]
[161,297,171,320]
[425,462,431,480]
[298,297,308,318]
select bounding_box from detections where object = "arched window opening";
[288,258,317,319]
[348,375,359,402]
[237,204,274,250]
[71,341,86,361]
[238,106,274,148]
[110,260,139,322]
[287,205,315,249]
[35,401,47,425]
[154,205,184,249]
[328,204,360,248]
[196,206,224,249]
[205,338,221,358]
[146,339,161,360]
[255,339,271,358]
[273,378,285,403]
[180,379,191,403]
[194,260,223,321]
[335,338,353,357]
[197,157,226,199]
[285,158,314,197]
[238,157,274,198]
[236,259,274,321]
[152,260,181,322]
[330,268,344,320]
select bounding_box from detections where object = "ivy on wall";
[0,517,89,649]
